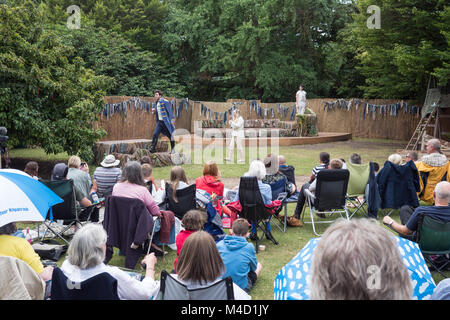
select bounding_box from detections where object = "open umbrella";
[0,170,63,227]
[274,236,436,300]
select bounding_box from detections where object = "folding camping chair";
[376,161,420,217]
[417,215,450,278]
[38,179,98,245]
[345,162,370,218]
[267,177,288,232]
[238,176,279,253]
[103,196,156,270]
[157,270,234,300]
[165,183,197,220]
[301,169,350,236]
[50,267,119,300]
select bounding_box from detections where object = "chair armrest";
[304,188,316,200]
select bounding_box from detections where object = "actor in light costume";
[296,85,307,115]
[226,109,245,163]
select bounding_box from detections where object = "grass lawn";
[12,138,450,299]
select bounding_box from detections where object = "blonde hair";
[68,155,81,169]
[310,218,413,300]
[176,231,225,285]
[388,153,402,165]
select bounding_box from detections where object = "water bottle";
[91,192,99,204]
[25,227,32,245]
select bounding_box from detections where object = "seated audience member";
[24,161,39,180]
[172,231,250,300]
[93,155,122,198]
[340,158,347,170]
[382,181,450,241]
[79,161,92,185]
[431,279,450,300]
[173,210,206,272]
[232,160,272,205]
[421,138,448,167]
[310,218,413,300]
[292,152,330,220]
[112,161,161,218]
[217,218,262,293]
[373,162,380,174]
[309,158,343,192]
[278,155,297,191]
[160,166,190,203]
[60,223,159,300]
[406,151,419,163]
[388,153,402,165]
[349,153,362,165]
[51,163,69,181]
[67,155,98,222]
[0,222,53,281]
[141,163,157,194]
[195,161,224,198]
[232,160,274,241]
[262,154,296,197]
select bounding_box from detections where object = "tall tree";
[0,1,112,160]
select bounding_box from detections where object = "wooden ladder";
[405,106,438,151]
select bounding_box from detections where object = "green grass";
[12,138,449,299]
[9,148,70,161]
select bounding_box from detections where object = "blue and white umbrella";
[0,170,63,227]
[274,237,436,300]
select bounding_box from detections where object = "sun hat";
[101,154,120,168]
[263,154,279,175]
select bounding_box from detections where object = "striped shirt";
[93,166,122,198]
[312,164,328,177]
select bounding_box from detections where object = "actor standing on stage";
[296,84,307,115]
[150,90,176,154]
[225,109,245,163]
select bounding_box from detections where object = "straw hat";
[101,154,120,168]
[263,154,279,175]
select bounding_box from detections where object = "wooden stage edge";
[97,133,352,148]
[174,132,352,147]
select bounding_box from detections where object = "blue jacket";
[203,202,225,242]
[155,98,175,134]
[216,235,257,290]
[376,160,420,209]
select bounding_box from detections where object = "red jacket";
[174,229,196,272]
[195,175,224,197]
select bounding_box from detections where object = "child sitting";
[216,218,262,293]
[173,210,206,272]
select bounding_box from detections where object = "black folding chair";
[301,169,350,236]
[165,183,197,220]
[38,179,97,245]
[238,177,278,253]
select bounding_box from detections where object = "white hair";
[67,223,107,269]
[388,153,402,165]
[435,181,450,203]
[244,160,266,180]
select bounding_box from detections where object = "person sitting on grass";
[172,231,250,300]
[0,222,53,282]
[173,209,206,273]
[60,223,159,300]
[217,218,262,293]
[141,163,158,195]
